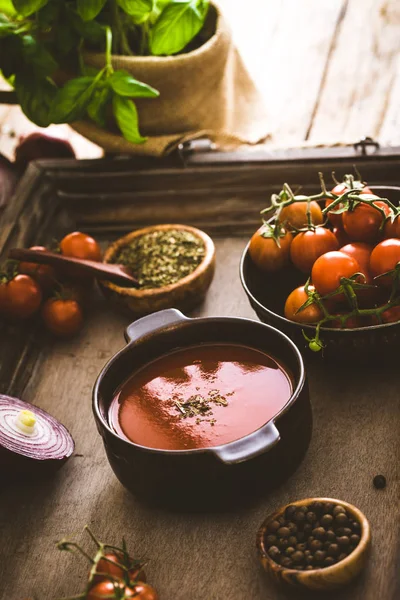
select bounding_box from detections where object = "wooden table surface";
[0,238,399,600]
[1,0,400,158]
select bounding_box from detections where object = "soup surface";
[109,344,293,450]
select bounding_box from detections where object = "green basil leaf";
[117,0,154,24]
[15,74,57,127]
[149,0,208,56]
[12,0,49,17]
[0,19,16,37]
[77,0,107,22]
[112,94,147,144]
[0,0,17,16]
[21,35,57,77]
[87,86,111,128]
[109,70,159,98]
[51,76,97,123]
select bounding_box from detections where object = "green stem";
[105,26,113,73]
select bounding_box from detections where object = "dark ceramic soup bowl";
[93,309,311,508]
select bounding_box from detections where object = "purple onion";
[0,395,74,477]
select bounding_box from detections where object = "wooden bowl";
[100,224,216,317]
[256,497,371,591]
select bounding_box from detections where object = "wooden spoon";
[9,248,140,288]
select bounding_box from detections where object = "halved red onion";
[0,395,74,477]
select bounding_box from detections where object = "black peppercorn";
[323,541,331,550]
[312,527,326,540]
[310,501,323,514]
[306,511,317,524]
[288,535,297,546]
[294,510,306,523]
[324,502,335,514]
[285,505,297,520]
[304,550,311,557]
[281,557,293,568]
[277,527,290,538]
[296,531,305,542]
[268,520,280,533]
[327,543,340,557]
[278,539,289,551]
[338,552,348,561]
[305,565,314,570]
[333,505,346,516]
[287,522,298,535]
[324,556,335,567]
[350,534,360,546]
[334,513,348,527]
[285,546,295,556]
[298,505,308,513]
[305,555,314,565]
[265,534,278,546]
[352,521,361,534]
[337,527,352,537]
[268,545,281,560]
[309,539,323,552]
[326,530,336,542]
[296,543,307,552]
[292,550,305,564]
[373,474,386,489]
[278,516,286,525]
[314,550,327,563]
[320,514,334,527]
[337,536,350,548]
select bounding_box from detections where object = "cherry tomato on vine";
[383,215,400,239]
[342,196,390,243]
[381,305,400,323]
[340,243,373,284]
[326,314,371,329]
[42,298,83,337]
[19,246,56,293]
[290,228,339,273]
[325,183,372,227]
[311,251,361,297]
[92,552,146,586]
[6,274,42,319]
[278,197,323,230]
[248,225,293,272]
[284,285,323,324]
[60,231,102,261]
[369,238,400,286]
[87,581,158,600]
[332,226,351,248]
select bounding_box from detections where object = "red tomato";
[327,314,371,329]
[249,226,293,272]
[284,285,323,324]
[381,305,400,323]
[340,243,373,284]
[290,228,339,273]
[42,298,83,337]
[311,251,361,297]
[19,246,56,293]
[279,198,323,230]
[60,231,102,261]
[332,226,351,248]
[6,274,42,318]
[370,238,400,286]
[93,552,146,586]
[383,216,400,239]
[87,582,158,600]
[342,197,390,243]
[325,183,372,227]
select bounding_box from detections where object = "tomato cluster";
[0,232,102,338]
[249,175,400,344]
[57,527,158,600]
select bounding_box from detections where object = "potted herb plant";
[0,0,268,155]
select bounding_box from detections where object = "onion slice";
[0,395,74,477]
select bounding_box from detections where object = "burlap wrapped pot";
[72,4,269,156]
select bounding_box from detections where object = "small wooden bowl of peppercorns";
[257,497,371,591]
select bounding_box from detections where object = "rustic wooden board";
[0,223,399,598]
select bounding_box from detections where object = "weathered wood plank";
[308,0,400,145]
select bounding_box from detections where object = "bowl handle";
[124,308,188,343]
[212,421,280,465]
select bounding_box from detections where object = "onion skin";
[0,395,74,479]
[14,133,75,172]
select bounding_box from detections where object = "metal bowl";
[240,186,400,362]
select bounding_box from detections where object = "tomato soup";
[109,344,292,450]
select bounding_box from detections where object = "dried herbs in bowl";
[101,224,216,317]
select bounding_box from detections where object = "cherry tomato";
[332,226,351,248]
[342,196,390,243]
[325,183,372,227]
[248,226,293,272]
[88,582,158,600]
[6,274,42,318]
[284,285,323,324]
[42,298,83,337]
[60,231,102,261]
[279,197,323,230]
[290,228,339,273]
[381,305,400,323]
[383,215,400,239]
[93,552,146,586]
[311,251,360,297]
[19,246,56,293]
[326,314,371,329]
[369,238,400,286]
[340,243,373,284]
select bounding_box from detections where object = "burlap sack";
[72,4,270,156]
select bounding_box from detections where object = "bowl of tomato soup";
[93,309,311,507]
